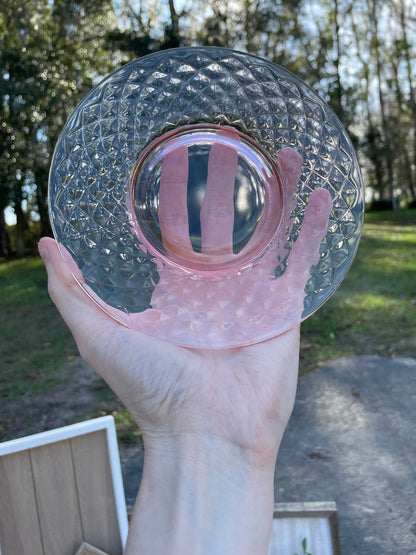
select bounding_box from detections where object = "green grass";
[1,210,415,442]
[300,210,416,373]
[0,257,78,400]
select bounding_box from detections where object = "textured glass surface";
[49,47,365,348]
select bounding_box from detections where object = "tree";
[2,0,415,250]
[107,0,187,59]
[0,1,41,256]
[368,0,396,207]
[350,1,384,197]
[394,0,416,203]
[0,0,116,256]
[353,0,416,207]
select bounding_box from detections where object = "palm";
[75,311,299,462]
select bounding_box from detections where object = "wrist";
[126,433,276,555]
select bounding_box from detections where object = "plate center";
[129,125,285,275]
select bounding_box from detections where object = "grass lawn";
[0,255,139,443]
[0,256,78,400]
[300,209,416,373]
[0,209,415,441]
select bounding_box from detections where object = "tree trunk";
[14,200,28,258]
[0,208,11,258]
[333,0,345,123]
[398,0,416,202]
[34,165,53,238]
[168,0,179,37]
[351,6,384,197]
[165,0,181,47]
[391,58,416,200]
[369,0,396,208]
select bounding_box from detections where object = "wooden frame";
[0,416,128,555]
[269,502,342,555]
[74,541,111,555]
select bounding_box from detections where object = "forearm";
[125,434,276,555]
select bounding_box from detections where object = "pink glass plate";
[49,47,364,348]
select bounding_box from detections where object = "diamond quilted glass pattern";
[49,47,364,346]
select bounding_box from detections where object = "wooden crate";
[269,501,342,554]
[74,541,110,555]
[0,417,128,555]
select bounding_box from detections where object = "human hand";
[39,235,303,554]
[40,137,331,453]
[39,136,331,554]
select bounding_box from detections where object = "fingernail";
[38,241,49,262]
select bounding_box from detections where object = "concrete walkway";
[122,355,416,554]
[275,355,416,554]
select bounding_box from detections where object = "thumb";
[38,237,115,352]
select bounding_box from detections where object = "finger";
[158,144,193,257]
[38,237,170,377]
[277,147,303,229]
[38,237,116,346]
[200,140,237,256]
[285,188,332,283]
[238,147,303,264]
